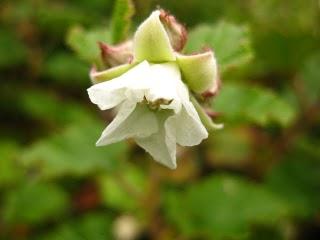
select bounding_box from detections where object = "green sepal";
[177,51,218,93]
[90,63,135,84]
[133,10,175,62]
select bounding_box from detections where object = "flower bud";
[159,10,187,52]
[99,40,133,68]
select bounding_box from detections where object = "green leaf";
[0,29,28,69]
[99,164,146,211]
[212,83,297,126]
[42,52,89,86]
[2,182,69,224]
[35,3,93,36]
[266,138,320,218]
[299,52,320,105]
[110,0,135,43]
[19,90,92,125]
[0,142,23,187]
[37,213,113,240]
[186,22,253,74]
[206,127,253,168]
[66,26,111,64]
[165,175,288,240]
[21,118,128,179]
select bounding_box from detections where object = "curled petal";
[166,102,208,147]
[88,61,150,110]
[133,10,175,62]
[176,51,218,93]
[97,101,158,146]
[135,111,177,169]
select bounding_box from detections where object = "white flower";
[87,10,221,169]
[88,61,208,169]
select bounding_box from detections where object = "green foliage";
[213,83,297,126]
[2,182,69,224]
[110,0,135,43]
[22,119,128,179]
[0,29,28,68]
[19,90,91,125]
[0,142,23,187]
[37,213,113,240]
[35,3,93,37]
[42,52,89,86]
[186,22,253,74]
[165,175,289,239]
[66,26,111,64]
[99,164,146,211]
[299,52,320,105]
[266,139,320,218]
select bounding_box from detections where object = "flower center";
[140,96,173,111]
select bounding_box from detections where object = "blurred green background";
[0,0,320,239]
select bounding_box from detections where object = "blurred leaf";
[299,52,320,105]
[252,32,317,74]
[66,26,111,64]
[42,52,89,86]
[212,83,297,126]
[266,139,320,218]
[22,118,128,179]
[249,225,286,240]
[37,213,113,240]
[248,0,319,34]
[110,0,135,43]
[19,90,92,125]
[186,22,253,74]
[0,29,28,69]
[165,175,289,239]
[35,3,93,37]
[99,164,146,211]
[206,127,253,168]
[0,142,23,187]
[2,182,69,224]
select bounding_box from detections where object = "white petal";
[87,61,150,110]
[166,102,208,146]
[159,64,209,146]
[145,63,183,113]
[96,101,158,146]
[135,111,177,169]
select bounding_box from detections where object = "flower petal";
[176,51,218,93]
[133,10,175,62]
[166,102,208,146]
[135,111,177,169]
[87,61,150,110]
[96,101,158,146]
[145,63,183,113]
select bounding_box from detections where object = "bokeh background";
[0,0,320,239]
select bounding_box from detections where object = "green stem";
[190,95,224,131]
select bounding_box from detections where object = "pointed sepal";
[133,10,175,62]
[177,51,218,93]
[90,63,135,84]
